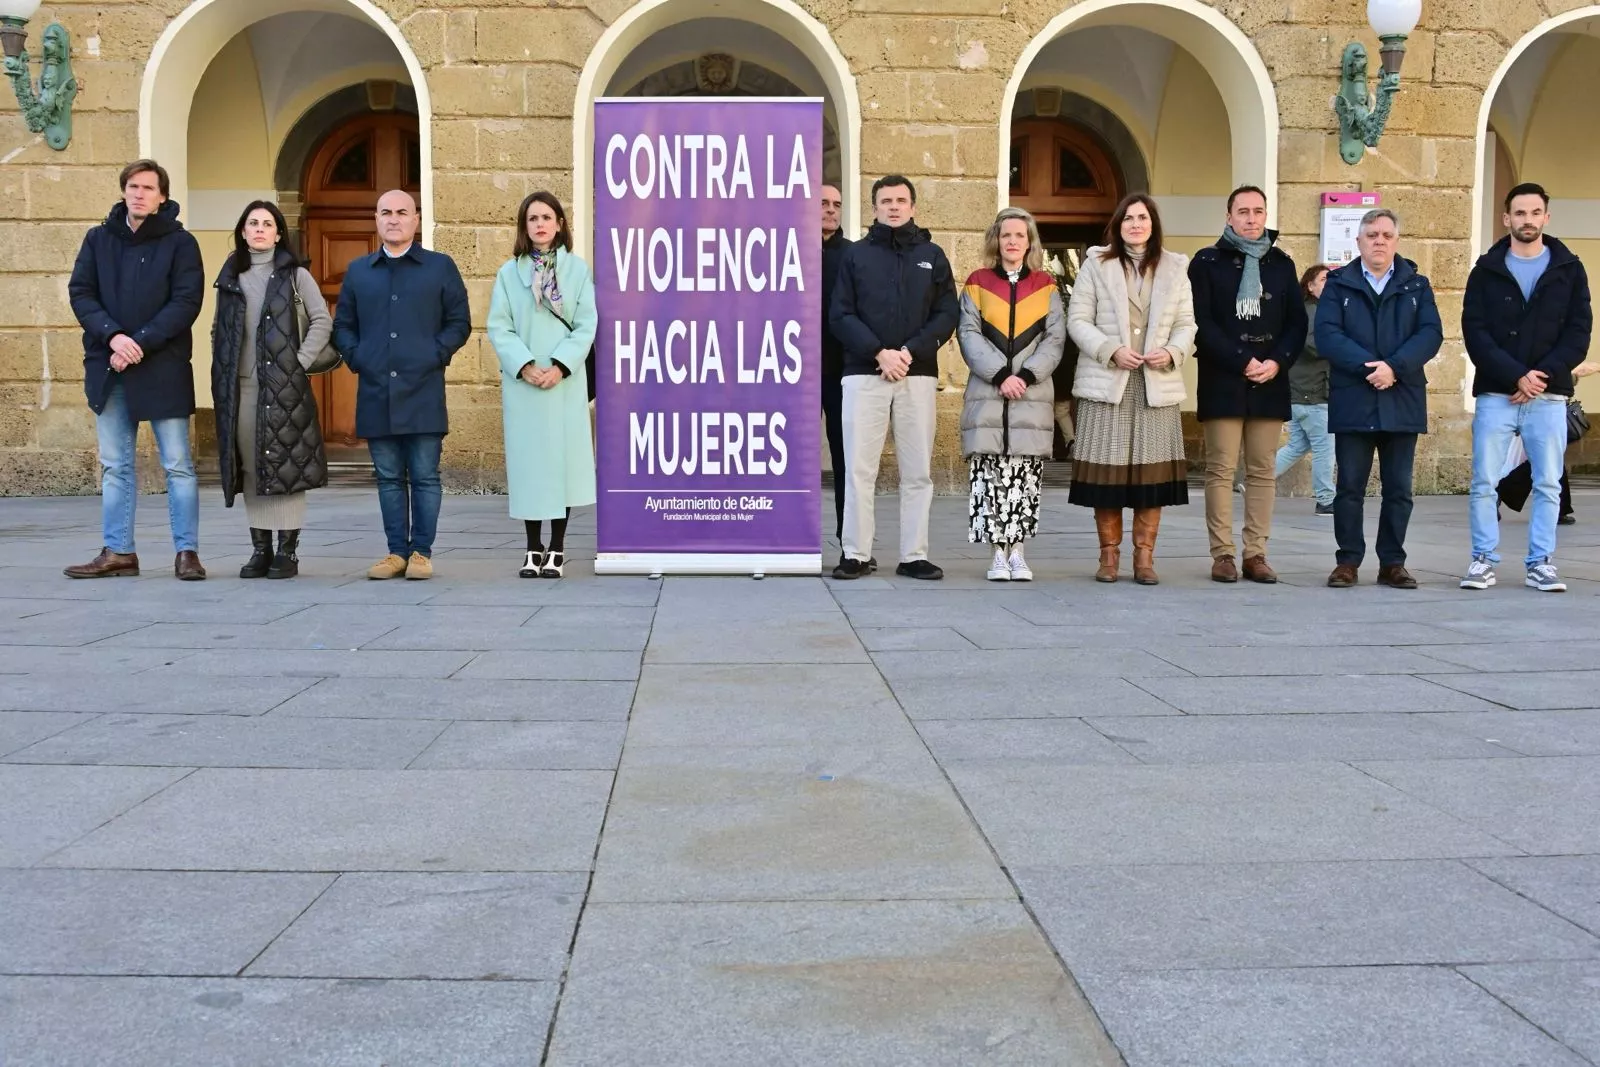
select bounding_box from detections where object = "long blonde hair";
[982,207,1045,273]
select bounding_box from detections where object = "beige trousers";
[842,374,936,563]
[1204,417,1281,559]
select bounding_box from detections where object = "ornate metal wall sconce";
[1,0,77,151]
[1333,0,1422,165]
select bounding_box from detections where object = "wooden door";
[1008,119,1123,227]
[302,112,422,444]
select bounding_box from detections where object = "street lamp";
[1333,0,1422,165]
[1,0,77,151]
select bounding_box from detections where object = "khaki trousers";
[842,374,936,563]
[1204,417,1281,559]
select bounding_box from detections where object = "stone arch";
[570,0,862,256]
[1000,0,1277,222]
[139,0,435,247]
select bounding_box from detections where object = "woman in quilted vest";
[1066,194,1197,585]
[956,207,1066,581]
[210,201,332,579]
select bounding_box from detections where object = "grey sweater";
[238,249,332,377]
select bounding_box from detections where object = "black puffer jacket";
[829,220,959,377]
[211,247,327,504]
[68,200,204,421]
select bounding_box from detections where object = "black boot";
[240,529,273,579]
[266,530,300,579]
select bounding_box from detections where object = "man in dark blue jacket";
[1316,209,1443,589]
[333,189,471,580]
[64,159,207,582]
[820,183,853,544]
[828,174,959,580]
[1460,182,1592,594]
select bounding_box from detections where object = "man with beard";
[1461,183,1593,593]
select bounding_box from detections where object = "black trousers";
[1498,462,1574,518]
[822,372,846,539]
[1334,431,1417,568]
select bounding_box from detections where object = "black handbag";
[549,307,597,402]
[1568,398,1590,444]
[292,286,343,374]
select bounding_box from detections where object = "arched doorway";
[301,111,422,445]
[1474,9,1600,416]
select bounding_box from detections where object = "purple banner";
[593,99,822,569]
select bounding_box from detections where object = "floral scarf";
[529,249,564,322]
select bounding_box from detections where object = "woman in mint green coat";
[488,191,597,578]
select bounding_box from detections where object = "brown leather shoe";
[1377,564,1418,589]
[1210,555,1238,583]
[1131,507,1160,585]
[174,551,207,581]
[1094,508,1122,583]
[63,547,139,579]
[1242,555,1278,584]
[1327,563,1359,587]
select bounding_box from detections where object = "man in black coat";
[1316,209,1443,590]
[64,159,207,582]
[828,174,959,581]
[333,189,471,581]
[1461,182,1593,594]
[1189,185,1308,585]
[820,183,852,544]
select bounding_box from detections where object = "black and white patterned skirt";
[968,454,1043,545]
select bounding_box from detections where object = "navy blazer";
[1315,257,1442,436]
[332,243,471,438]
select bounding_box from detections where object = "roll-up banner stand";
[592,98,824,577]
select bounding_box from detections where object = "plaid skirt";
[1068,367,1189,509]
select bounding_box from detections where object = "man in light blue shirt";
[1362,260,1395,296]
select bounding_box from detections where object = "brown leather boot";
[174,551,207,581]
[63,547,139,579]
[1131,508,1161,585]
[1094,508,1123,583]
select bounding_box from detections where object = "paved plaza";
[2,485,1599,1065]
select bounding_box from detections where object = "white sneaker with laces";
[1007,544,1033,582]
[1460,555,1496,590]
[1526,560,1567,592]
[987,546,1011,582]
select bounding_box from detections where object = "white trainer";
[1459,555,1495,590]
[1007,544,1033,582]
[986,546,1011,582]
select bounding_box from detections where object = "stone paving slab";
[42,769,613,872]
[1356,756,1600,854]
[0,711,94,756]
[137,648,479,678]
[915,718,1143,765]
[0,673,319,715]
[454,650,642,680]
[626,664,908,746]
[364,620,652,651]
[1131,674,1502,714]
[1466,856,1600,937]
[0,764,190,866]
[1149,644,1455,676]
[545,900,1123,1067]
[1417,709,1600,756]
[1077,966,1588,1067]
[590,743,1013,903]
[408,720,627,770]
[246,872,587,980]
[946,761,1520,867]
[0,870,333,975]
[266,677,636,721]
[0,975,559,1067]
[1419,670,1600,710]
[1085,712,1518,763]
[2,713,447,769]
[1460,961,1600,1063]
[1012,860,1600,974]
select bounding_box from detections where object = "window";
[1009,141,1026,195]
[328,137,372,187]
[1058,145,1096,192]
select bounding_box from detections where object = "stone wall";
[0,0,1587,495]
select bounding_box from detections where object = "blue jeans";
[1470,392,1568,567]
[368,434,443,558]
[1334,431,1416,568]
[1275,403,1334,505]
[96,381,199,554]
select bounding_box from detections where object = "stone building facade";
[2,0,1598,496]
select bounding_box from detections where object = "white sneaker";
[986,546,1011,582]
[1007,545,1033,582]
[1526,560,1567,592]
[1459,555,1496,590]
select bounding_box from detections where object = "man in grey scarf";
[1188,185,1309,584]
